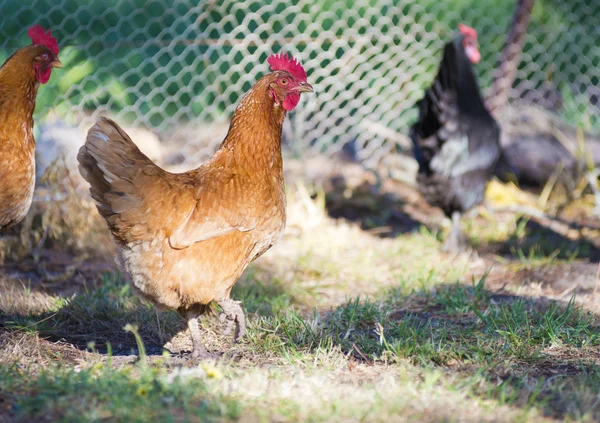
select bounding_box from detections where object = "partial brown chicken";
[0,26,62,231]
[78,54,313,358]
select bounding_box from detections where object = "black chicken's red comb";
[458,23,477,40]
[28,25,59,55]
[267,53,307,81]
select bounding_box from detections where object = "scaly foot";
[442,211,468,252]
[185,311,219,360]
[190,347,221,360]
[217,298,246,342]
[442,229,467,252]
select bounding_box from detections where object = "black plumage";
[410,34,501,250]
[494,104,600,189]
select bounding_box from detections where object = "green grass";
[249,278,600,364]
[4,277,600,421]
[242,280,600,420]
[0,363,242,422]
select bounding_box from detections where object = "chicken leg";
[443,211,466,252]
[185,311,219,360]
[217,298,246,342]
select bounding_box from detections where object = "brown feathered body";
[0,46,48,231]
[78,74,288,316]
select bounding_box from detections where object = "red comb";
[27,25,59,55]
[458,23,478,40]
[267,53,307,81]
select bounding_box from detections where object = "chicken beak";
[294,82,314,93]
[51,59,63,69]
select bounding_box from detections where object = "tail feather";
[77,117,156,229]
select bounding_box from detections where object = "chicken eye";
[40,52,49,60]
[280,78,288,85]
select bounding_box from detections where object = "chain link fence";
[1,0,598,169]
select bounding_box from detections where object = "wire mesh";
[0,0,598,168]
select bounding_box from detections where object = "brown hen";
[78,54,312,358]
[0,26,61,231]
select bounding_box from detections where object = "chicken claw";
[217,299,246,342]
[442,211,467,252]
[186,311,219,360]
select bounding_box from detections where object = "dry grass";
[0,160,113,266]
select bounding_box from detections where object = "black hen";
[410,24,501,251]
[494,104,600,190]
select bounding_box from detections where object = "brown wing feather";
[167,149,258,249]
[78,117,194,243]
[78,117,257,248]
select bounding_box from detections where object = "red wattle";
[34,63,53,84]
[282,92,300,111]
